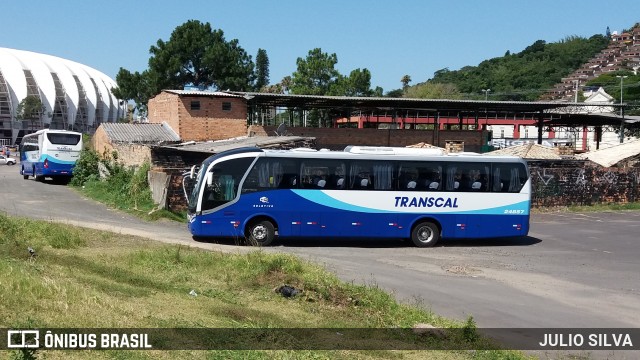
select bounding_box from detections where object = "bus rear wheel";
[246,220,275,246]
[33,167,44,182]
[411,221,440,247]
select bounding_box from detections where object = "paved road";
[2,164,639,333]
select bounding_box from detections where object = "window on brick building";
[222,102,232,111]
[190,101,201,111]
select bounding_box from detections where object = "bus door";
[442,163,473,238]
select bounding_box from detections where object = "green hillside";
[420,35,611,101]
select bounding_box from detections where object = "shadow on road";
[193,235,542,249]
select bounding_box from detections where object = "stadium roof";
[0,47,124,127]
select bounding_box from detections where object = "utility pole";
[616,75,627,143]
[482,89,491,101]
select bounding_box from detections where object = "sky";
[3,1,640,94]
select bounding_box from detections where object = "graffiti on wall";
[530,161,640,207]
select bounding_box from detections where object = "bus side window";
[327,164,346,189]
[279,174,298,189]
[442,166,460,191]
[354,172,372,189]
[491,165,504,192]
[493,164,526,193]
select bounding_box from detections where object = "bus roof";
[22,129,83,137]
[256,146,525,163]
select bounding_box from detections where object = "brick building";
[147,90,247,142]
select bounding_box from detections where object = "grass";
[75,178,186,222]
[0,213,532,360]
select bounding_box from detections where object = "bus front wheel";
[246,220,275,246]
[411,221,440,248]
[22,167,28,180]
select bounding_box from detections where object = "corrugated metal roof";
[164,90,242,97]
[576,138,640,167]
[162,135,315,153]
[101,122,180,144]
[484,143,562,160]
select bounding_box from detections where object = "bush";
[70,149,100,186]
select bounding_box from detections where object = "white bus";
[20,129,83,181]
[185,146,531,247]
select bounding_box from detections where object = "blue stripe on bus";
[291,190,395,213]
[291,190,529,215]
[40,154,77,165]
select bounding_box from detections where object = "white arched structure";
[0,47,125,144]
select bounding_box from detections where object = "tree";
[255,48,270,91]
[16,95,44,131]
[385,89,404,98]
[111,69,155,116]
[115,20,255,110]
[404,82,461,99]
[333,68,374,96]
[289,48,340,95]
[401,75,412,89]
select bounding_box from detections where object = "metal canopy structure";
[545,112,640,127]
[230,91,624,116]
[228,91,637,146]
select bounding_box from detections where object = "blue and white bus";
[20,129,83,181]
[186,146,530,247]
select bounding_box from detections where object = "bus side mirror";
[189,165,196,179]
[206,172,213,186]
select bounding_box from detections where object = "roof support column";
[619,105,625,144]
[595,126,602,150]
[537,111,544,144]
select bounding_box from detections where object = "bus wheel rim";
[253,225,267,240]
[418,226,433,243]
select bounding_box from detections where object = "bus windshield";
[188,154,257,212]
[47,133,81,145]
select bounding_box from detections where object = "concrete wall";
[148,170,171,209]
